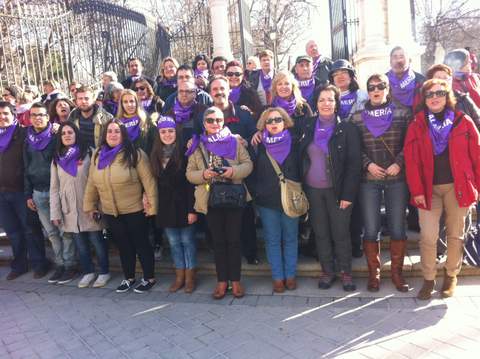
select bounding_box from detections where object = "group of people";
[1,40,480,301]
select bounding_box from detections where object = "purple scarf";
[186,127,237,160]
[0,120,18,153]
[57,145,80,177]
[313,116,336,154]
[427,110,455,155]
[229,86,242,104]
[262,129,292,165]
[195,69,209,79]
[361,103,395,137]
[260,71,273,91]
[120,115,141,142]
[312,56,321,73]
[157,115,176,129]
[161,77,177,88]
[141,98,152,111]
[27,123,53,151]
[98,144,123,170]
[272,96,297,116]
[298,77,315,100]
[173,98,195,124]
[387,68,416,107]
[339,91,358,120]
[103,99,118,116]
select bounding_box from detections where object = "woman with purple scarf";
[298,85,361,291]
[192,54,211,90]
[186,107,253,300]
[155,57,179,101]
[50,121,110,288]
[351,73,412,293]
[133,78,164,116]
[247,107,301,293]
[405,79,480,300]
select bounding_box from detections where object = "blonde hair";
[257,107,295,131]
[116,89,148,132]
[160,57,180,79]
[271,70,306,110]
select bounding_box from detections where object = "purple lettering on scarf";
[185,127,237,160]
[313,116,335,154]
[161,77,177,88]
[173,98,195,124]
[157,115,176,129]
[387,68,416,107]
[141,98,152,111]
[0,120,18,153]
[195,69,209,79]
[260,71,273,91]
[298,77,315,101]
[427,109,455,155]
[262,129,292,165]
[27,122,53,151]
[120,116,141,141]
[272,96,297,116]
[338,91,358,120]
[98,143,123,170]
[361,103,395,137]
[57,145,80,177]
[229,86,242,104]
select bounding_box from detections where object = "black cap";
[295,55,312,64]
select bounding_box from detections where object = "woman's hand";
[250,131,262,146]
[385,163,401,177]
[221,167,234,179]
[143,193,151,214]
[187,213,198,225]
[52,219,61,227]
[203,168,219,180]
[339,200,352,210]
[414,195,426,207]
[367,163,386,179]
[186,138,193,149]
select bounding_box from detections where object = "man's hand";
[27,198,37,211]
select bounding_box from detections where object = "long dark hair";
[192,54,211,71]
[149,127,184,178]
[94,118,138,168]
[53,121,89,165]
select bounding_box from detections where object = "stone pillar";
[209,0,233,59]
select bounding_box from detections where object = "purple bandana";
[313,116,335,154]
[298,77,315,100]
[157,115,177,129]
[104,99,118,115]
[262,129,292,165]
[387,68,416,107]
[186,127,237,160]
[173,98,195,124]
[260,71,273,91]
[27,123,54,151]
[339,91,358,120]
[57,145,80,177]
[120,115,141,141]
[454,71,467,81]
[272,96,297,116]
[98,144,123,170]
[427,109,455,155]
[0,120,18,153]
[161,77,177,88]
[361,103,395,138]
[195,69,209,79]
[229,86,242,104]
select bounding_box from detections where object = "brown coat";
[186,138,253,214]
[83,148,158,217]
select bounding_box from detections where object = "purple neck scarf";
[27,123,53,151]
[262,129,292,165]
[104,99,118,115]
[272,96,297,116]
[120,115,141,141]
[314,116,336,154]
[173,98,195,124]
[427,110,455,155]
[186,127,237,160]
[339,91,358,120]
[387,68,416,107]
[161,77,177,88]
[141,98,152,110]
[260,70,273,91]
[195,69,209,79]
[0,120,18,153]
[361,103,395,137]
[98,144,123,170]
[298,77,315,100]
[229,86,242,104]
[312,56,321,73]
[57,145,80,177]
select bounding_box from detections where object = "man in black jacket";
[305,40,332,86]
[246,50,276,106]
[121,57,155,90]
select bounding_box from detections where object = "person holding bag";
[186,107,253,299]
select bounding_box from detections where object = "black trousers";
[350,197,363,250]
[105,211,154,280]
[206,207,243,282]
[241,202,257,260]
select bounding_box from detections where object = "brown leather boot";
[273,280,285,293]
[169,269,185,292]
[184,269,196,294]
[441,269,457,298]
[390,240,409,292]
[417,279,435,300]
[231,281,245,298]
[364,241,381,292]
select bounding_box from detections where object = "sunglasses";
[135,86,146,91]
[425,90,447,99]
[226,72,243,77]
[205,117,224,124]
[265,117,283,125]
[367,83,388,92]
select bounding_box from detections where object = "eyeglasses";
[205,117,224,124]
[367,83,388,92]
[135,87,146,92]
[178,89,196,95]
[425,90,447,99]
[30,113,47,118]
[265,117,283,125]
[226,71,243,77]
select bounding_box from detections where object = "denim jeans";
[33,190,76,267]
[257,205,299,280]
[359,180,408,242]
[0,191,47,273]
[73,231,109,274]
[164,225,197,269]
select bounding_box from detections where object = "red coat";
[453,73,480,109]
[404,110,480,210]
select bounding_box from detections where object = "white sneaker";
[78,273,96,288]
[93,273,111,288]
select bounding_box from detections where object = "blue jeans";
[360,181,408,242]
[0,192,47,273]
[164,225,197,269]
[33,190,76,267]
[73,231,109,274]
[257,205,299,280]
